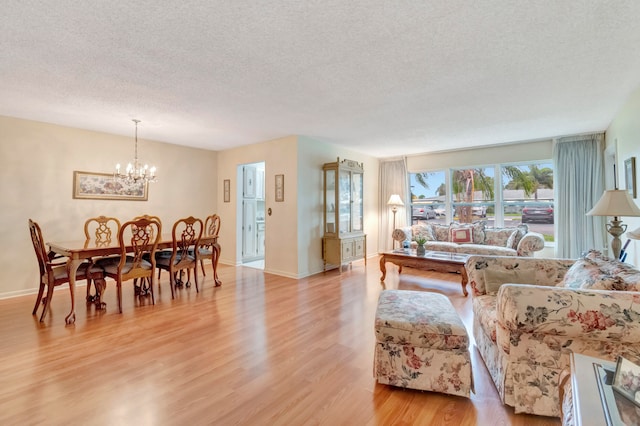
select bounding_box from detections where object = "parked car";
[522,204,554,223]
[412,205,436,220]
[472,205,487,217]
[433,205,445,217]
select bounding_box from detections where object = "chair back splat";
[103,216,162,313]
[83,216,121,301]
[156,216,203,298]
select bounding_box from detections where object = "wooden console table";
[379,250,470,296]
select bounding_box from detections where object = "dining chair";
[102,216,162,313]
[198,214,221,278]
[29,219,107,322]
[132,214,164,295]
[156,216,203,298]
[83,215,121,302]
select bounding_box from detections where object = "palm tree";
[503,165,553,200]
[529,165,553,200]
[503,166,535,198]
[452,168,494,222]
[412,172,435,200]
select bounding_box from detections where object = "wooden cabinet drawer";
[354,238,365,257]
[341,240,354,260]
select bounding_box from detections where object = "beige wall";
[0,116,217,298]
[606,85,640,266]
[216,135,379,278]
[297,137,379,276]
[216,136,300,276]
[406,139,553,171]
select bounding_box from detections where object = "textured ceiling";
[2,1,640,157]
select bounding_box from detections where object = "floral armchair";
[465,253,640,418]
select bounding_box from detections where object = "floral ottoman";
[373,290,473,398]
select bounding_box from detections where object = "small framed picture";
[612,355,640,407]
[625,157,637,199]
[223,179,230,203]
[275,174,284,202]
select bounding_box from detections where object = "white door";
[243,199,257,258]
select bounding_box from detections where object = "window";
[409,171,446,225]
[450,167,494,224]
[409,161,554,242]
[502,162,554,242]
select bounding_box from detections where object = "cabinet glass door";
[352,172,363,232]
[324,169,337,234]
[339,170,352,233]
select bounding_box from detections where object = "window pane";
[409,171,446,225]
[501,163,554,242]
[451,167,494,224]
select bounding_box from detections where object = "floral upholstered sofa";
[393,222,545,257]
[465,251,640,418]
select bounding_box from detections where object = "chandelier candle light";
[115,119,157,184]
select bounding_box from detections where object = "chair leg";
[117,280,123,313]
[32,282,45,315]
[200,259,206,276]
[149,274,155,305]
[39,284,55,322]
[169,270,176,299]
[194,266,199,293]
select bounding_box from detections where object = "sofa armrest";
[516,231,545,256]
[497,284,640,342]
[465,255,575,296]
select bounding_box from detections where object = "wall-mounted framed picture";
[275,174,284,202]
[625,157,636,199]
[73,171,148,201]
[223,179,231,203]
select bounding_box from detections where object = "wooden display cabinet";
[322,158,366,271]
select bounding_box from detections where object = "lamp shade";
[387,194,404,207]
[628,227,640,240]
[586,190,640,217]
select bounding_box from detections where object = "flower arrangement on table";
[414,236,427,255]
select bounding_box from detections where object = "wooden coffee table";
[379,250,470,296]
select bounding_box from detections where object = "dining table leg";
[65,258,84,324]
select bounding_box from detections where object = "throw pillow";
[412,224,435,242]
[506,231,518,250]
[450,221,486,244]
[484,228,518,248]
[483,268,536,295]
[510,224,529,249]
[391,228,408,242]
[432,224,450,242]
[559,258,623,290]
[586,252,640,291]
[450,227,473,244]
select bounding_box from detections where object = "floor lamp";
[387,194,404,248]
[586,189,640,259]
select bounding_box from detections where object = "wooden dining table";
[48,234,221,324]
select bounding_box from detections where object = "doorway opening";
[240,162,265,269]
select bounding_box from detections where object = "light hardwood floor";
[0,258,561,425]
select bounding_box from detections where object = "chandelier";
[114,119,157,184]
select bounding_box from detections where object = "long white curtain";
[379,158,408,252]
[553,133,606,258]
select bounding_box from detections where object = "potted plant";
[414,236,427,256]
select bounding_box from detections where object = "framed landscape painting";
[73,171,148,201]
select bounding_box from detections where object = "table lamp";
[586,189,640,259]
